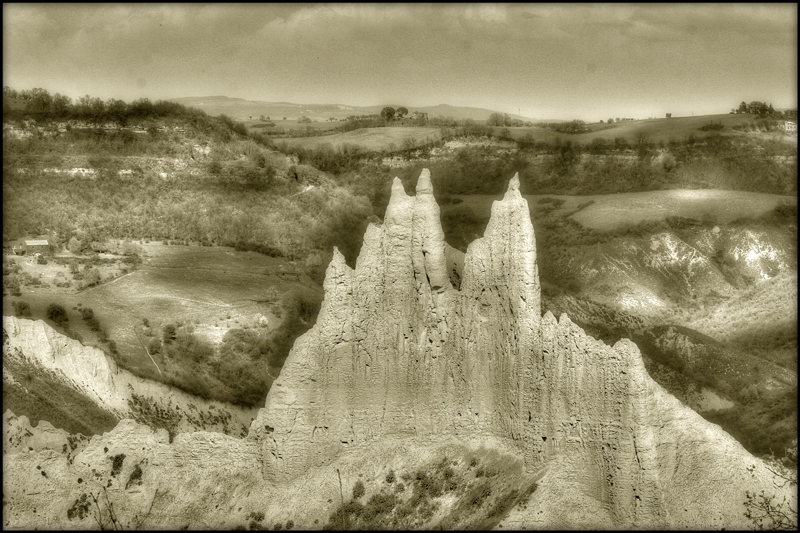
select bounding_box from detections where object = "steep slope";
[3,170,794,529]
[3,316,257,437]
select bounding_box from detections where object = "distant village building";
[24,239,50,255]
[411,111,428,121]
[784,121,797,132]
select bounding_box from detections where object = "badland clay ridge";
[3,170,794,529]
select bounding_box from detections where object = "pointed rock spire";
[415,168,433,194]
[411,168,449,293]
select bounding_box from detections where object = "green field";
[501,113,770,144]
[446,189,797,231]
[276,126,442,152]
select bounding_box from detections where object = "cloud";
[3,4,795,114]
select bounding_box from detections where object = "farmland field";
[447,189,797,231]
[275,126,442,152]
[244,118,343,134]
[501,113,770,144]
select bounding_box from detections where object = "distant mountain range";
[168,95,545,122]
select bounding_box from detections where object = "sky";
[3,3,797,122]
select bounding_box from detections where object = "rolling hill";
[169,95,538,122]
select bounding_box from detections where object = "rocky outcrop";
[3,316,257,437]
[249,170,793,527]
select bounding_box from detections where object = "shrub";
[352,480,366,500]
[46,303,69,326]
[36,254,48,265]
[385,470,396,484]
[4,276,22,296]
[12,300,31,317]
[147,337,161,355]
[162,323,177,344]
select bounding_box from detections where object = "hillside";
[169,95,536,122]
[2,103,375,412]
[3,94,796,462]
[3,171,793,529]
[503,113,782,144]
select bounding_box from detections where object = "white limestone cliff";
[3,315,257,436]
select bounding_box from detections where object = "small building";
[411,111,428,121]
[25,239,50,255]
[784,121,797,132]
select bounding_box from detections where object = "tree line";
[732,100,796,119]
[2,86,247,136]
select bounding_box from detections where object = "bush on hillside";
[12,300,31,317]
[46,303,68,326]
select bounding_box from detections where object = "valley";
[4,5,797,530]
[2,90,796,530]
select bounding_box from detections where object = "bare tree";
[744,440,797,530]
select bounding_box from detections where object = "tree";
[12,301,31,317]
[738,101,748,114]
[106,98,128,126]
[744,440,797,530]
[84,267,101,287]
[396,107,408,119]
[46,303,69,326]
[52,93,72,117]
[380,107,396,121]
[666,113,672,118]
[488,112,504,127]
[26,88,53,114]
[162,323,178,344]
[634,131,651,160]
[608,118,614,124]
[352,480,365,500]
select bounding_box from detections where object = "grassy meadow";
[501,113,774,144]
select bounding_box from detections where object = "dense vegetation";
[382,134,796,197]
[2,122,374,268]
[146,289,320,406]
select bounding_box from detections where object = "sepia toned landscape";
[3,4,797,530]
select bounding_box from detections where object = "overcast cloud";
[3,3,796,121]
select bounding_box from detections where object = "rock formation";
[249,169,794,526]
[3,169,794,529]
